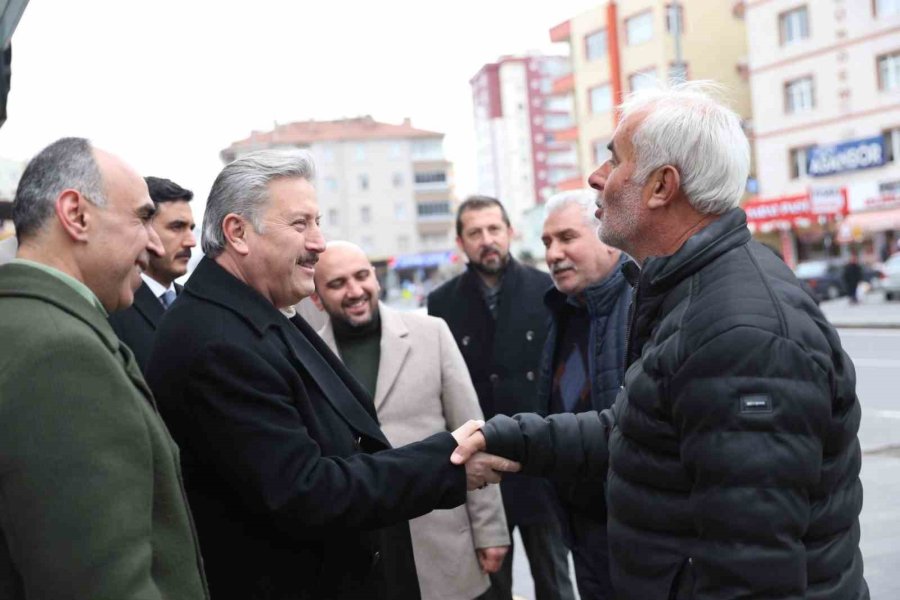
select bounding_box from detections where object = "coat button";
[526,330,534,341]
[353,436,362,450]
[526,371,534,381]
[489,373,499,383]
[371,551,382,567]
[462,335,470,346]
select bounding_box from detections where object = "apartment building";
[470,54,580,255]
[549,0,752,181]
[221,117,457,279]
[744,0,900,264]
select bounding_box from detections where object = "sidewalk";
[820,291,900,329]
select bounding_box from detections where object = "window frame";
[625,9,655,46]
[588,83,613,115]
[778,5,810,46]
[788,144,815,179]
[877,50,900,92]
[783,75,815,114]
[584,28,608,61]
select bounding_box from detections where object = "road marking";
[853,358,900,368]
[869,410,900,419]
[838,329,900,337]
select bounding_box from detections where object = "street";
[511,320,900,600]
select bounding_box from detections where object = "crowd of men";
[0,82,869,600]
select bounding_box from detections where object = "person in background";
[842,252,864,305]
[537,189,630,599]
[313,240,511,600]
[108,176,195,371]
[428,196,575,600]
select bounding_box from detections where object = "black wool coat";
[427,259,561,527]
[483,209,868,600]
[108,280,182,373]
[146,257,466,600]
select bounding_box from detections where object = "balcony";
[549,19,571,43]
[551,73,575,95]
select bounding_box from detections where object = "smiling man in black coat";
[452,83,868,600]
[145,150,517,600]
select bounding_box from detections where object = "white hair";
[618,80,750,215]
[202,149,316,257]
[544,189,599,228]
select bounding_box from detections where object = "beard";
[468,245,510,276]
[598,181,642,253]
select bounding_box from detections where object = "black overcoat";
[427,258,559,526]
[146,257,466,600]
[108,280,181,373]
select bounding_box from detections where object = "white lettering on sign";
[808,140,884,177]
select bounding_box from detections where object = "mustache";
[480,245,502,258]
[297,252,319,266]
[551,261,575,274]
[175,250,192,260]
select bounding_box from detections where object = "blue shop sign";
[807,136,885,177]
[390,250,455,270]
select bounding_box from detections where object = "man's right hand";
[449,420,520,489]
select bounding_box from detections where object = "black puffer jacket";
[484,208,868,600]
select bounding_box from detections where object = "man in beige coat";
[312,241,510,599]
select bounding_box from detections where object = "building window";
[629,68,659,92]
[593,140,612,166]
[878,51,900,91]
[626,10,654,45]
[323,176,337,192]
[417,201,452,217]
[788,145,814,179]
[884,127,900,162]
[355,143,366,161]
[360,206,371,224]
[389,142,403,159]
[397,235,410,252]
[414,171,447,185]
[392,172,403,187]
[669,61,688,82]
[589,84,613,114]
[779,6,809,46]
[360,235,374,253]
[784,76,815,113]
[394,201,409,221]
[585,29,608,61]
[358,174,369,191]
[328,208,339,227]
[875,0,900,17]
[666,4,684,33]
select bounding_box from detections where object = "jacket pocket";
[668,557,695,600]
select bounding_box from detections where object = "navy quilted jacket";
[483,208,868,600]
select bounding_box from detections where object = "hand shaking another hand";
[450,420,520,491]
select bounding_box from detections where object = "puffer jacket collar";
[544,253,629,318]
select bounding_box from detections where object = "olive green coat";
[0,263,208,600]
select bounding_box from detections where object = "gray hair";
[544,189,600,228]
[13,137,106,240]
[618,80,750,215]
[201,149,317,257]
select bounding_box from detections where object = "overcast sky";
[0,0,600,219]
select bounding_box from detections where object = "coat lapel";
[132,281,165,329]
[373,304,410,410]
[284,313,390,447]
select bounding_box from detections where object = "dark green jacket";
[0,263,208,600]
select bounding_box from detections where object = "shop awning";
[836,208,900,243]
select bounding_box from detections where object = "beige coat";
[319,303,509,599]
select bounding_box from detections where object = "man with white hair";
[453,82,869,599]
[536,190,629,599]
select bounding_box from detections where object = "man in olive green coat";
[0,138,208,599]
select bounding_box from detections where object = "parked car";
[794,260,845,301]
[794,259,884,301]
[883,254,900,301]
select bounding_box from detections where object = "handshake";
[450,420,520,491]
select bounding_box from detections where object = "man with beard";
[109,176,196,372]
[428,196,575,600]
[451,82,869,600]
[537,190,629,600]
[312,241,510,600]
[146,150,519,600]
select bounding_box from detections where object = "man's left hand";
[476,545,509,573]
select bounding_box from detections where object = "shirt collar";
[141,272,175,298]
